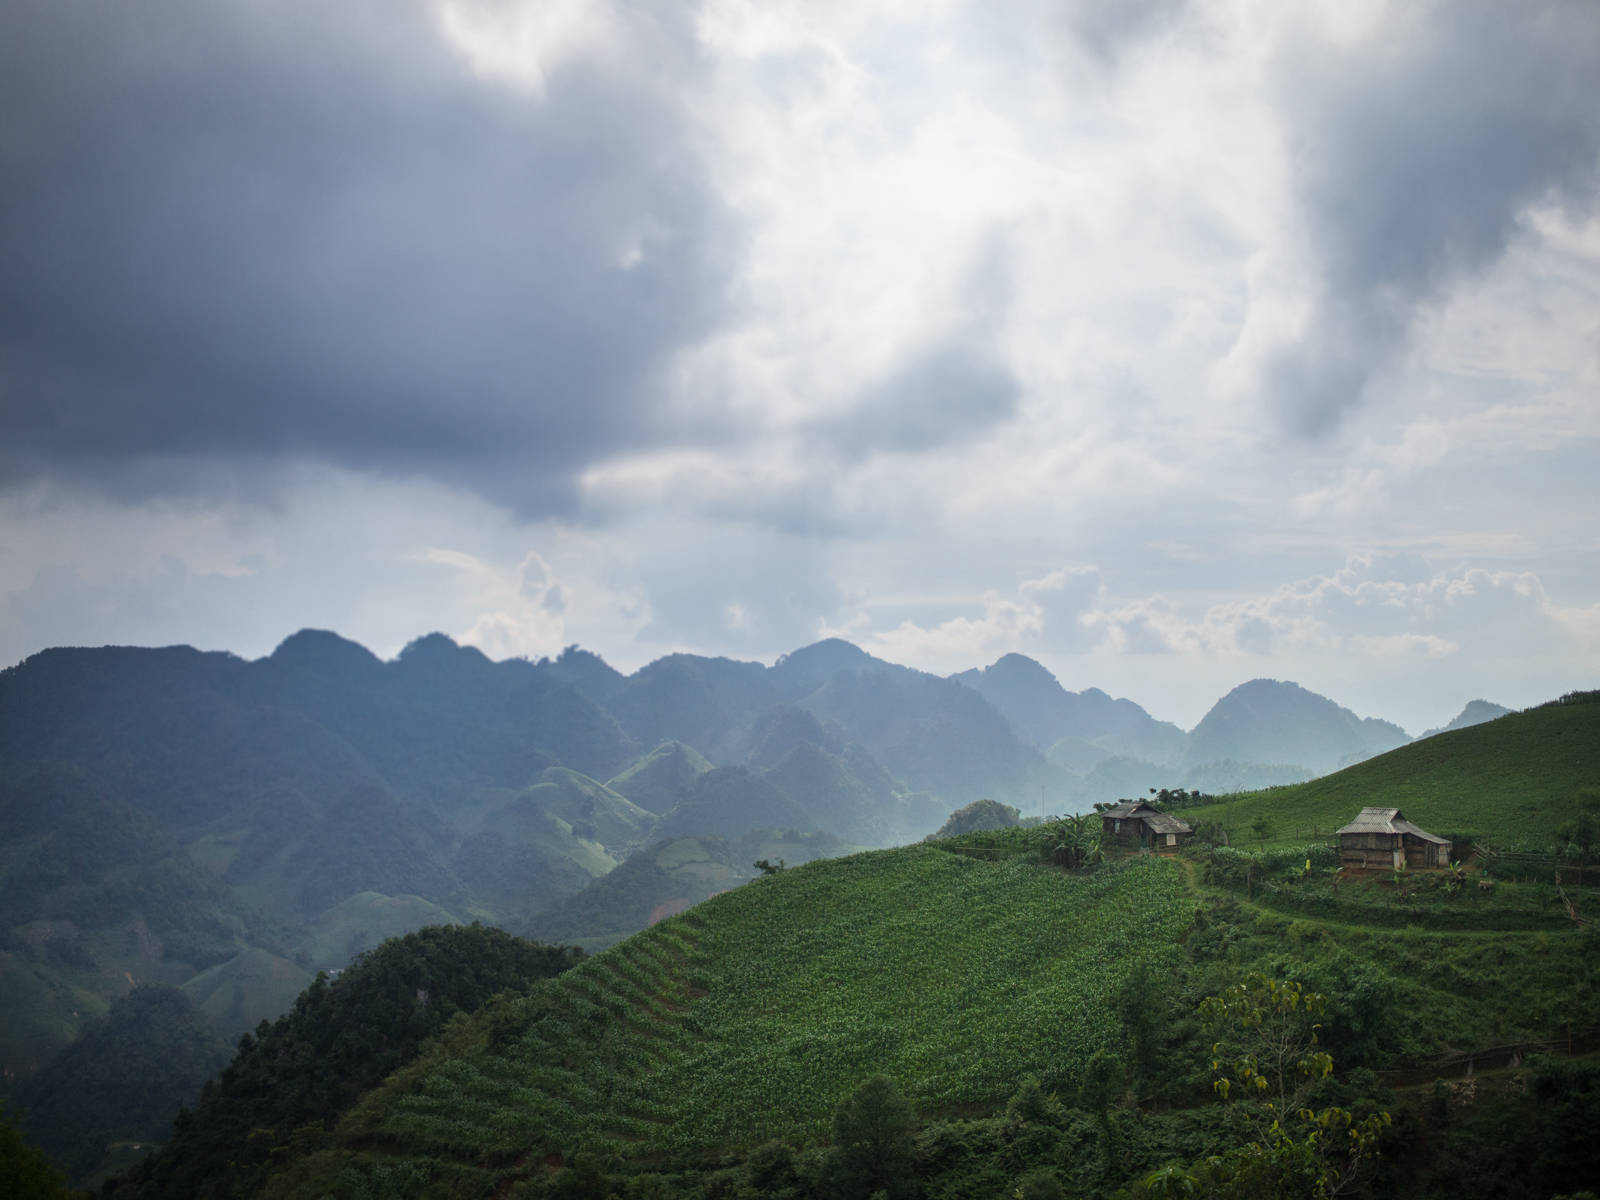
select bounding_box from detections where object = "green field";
[1178,698,1600,847]
[169,699,1600,1198]
[269,851,1186,1188]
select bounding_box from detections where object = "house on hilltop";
[1336,807,1449,870]
[1101,800,1193,853]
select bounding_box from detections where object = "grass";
[292,892,463,972]
[1180,700,1600,847]
[321,849,1189,1177]
[247,701,1600,1197]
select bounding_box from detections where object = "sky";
[2,0,1598,735]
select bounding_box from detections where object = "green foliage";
[828,1074,916,1199]
[1133,975,1390,1200]
[10,985,232,1182]
[0,1104,79,1199]
[103,925,579,1199]
[220,826,1600,1200]
[932,798,1022,839]
[299,848,1190,1184]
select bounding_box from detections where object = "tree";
[933,798,1022,838]
[1130,974,1389,1199]
[829,1074,917,1199]
[0,1106,76,1200]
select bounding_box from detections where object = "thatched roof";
[1336,806,1447,844]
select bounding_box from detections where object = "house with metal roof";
[1335,806,1450,870]
[1101,800,1193,854]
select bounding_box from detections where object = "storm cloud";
[0,1,1596,734]
[1262,1,1600,434]
[0,0,733,513]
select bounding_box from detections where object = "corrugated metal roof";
[1335,805,1447,843]
[1102,801,1146,819]
[1336,806,1404,835]
[1101,800,1192,834]
[1142,811,1193,835]
[1394,819,1449,845]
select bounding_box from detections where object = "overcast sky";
[2,0,1597,734]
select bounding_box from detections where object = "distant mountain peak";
[776,638,873,671]
[268,629,381,674]
[1188,678,1409,775]
[1420,699,1511,740]
[398,631,465,659]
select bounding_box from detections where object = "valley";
[0,631,1593,1196]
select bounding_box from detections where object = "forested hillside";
[0,629,1543,1184]
[199,764,1600,1199]
[103,924,580,1199]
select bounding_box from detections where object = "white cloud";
[435,0,622,97]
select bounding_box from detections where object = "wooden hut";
[1336,807,1449,870]
[1101,800,1193,853]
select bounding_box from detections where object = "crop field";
[263,827,1600,1199]
[329,847,1191,1176]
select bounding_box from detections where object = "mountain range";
[0,628,1517,1181]
[92,692,1600,1199]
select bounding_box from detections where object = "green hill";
[181,948,315,1039]
[10,985,231,1183]
[108,926,581,1200]
[273,848,1193,1194]
[525,830,860,951]
[220,692,1600,1200]
[293,892,464,972]
[606,740,714,815]
[1181,695,1600,846]
[238,823,1600,1199]
[0,764,252,1072]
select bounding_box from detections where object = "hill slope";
[1181,694,1600,844]
[108,925,581,1200]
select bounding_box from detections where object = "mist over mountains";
[0,627,1513,1177]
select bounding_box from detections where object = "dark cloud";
[0,0,735,514]
[812,338,1021,461]
[1268,1,1600,435]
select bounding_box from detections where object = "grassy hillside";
[524,831,860,952]
[181,948,314,1038]
[245,813,1600,1198]
[109,926,581,1200]
[272,850,1192,1191]
[1181,697,1600,845]
[293,892,464,972]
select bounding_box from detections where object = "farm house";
[1335,807,1450,871]
[1101,800,1193,853]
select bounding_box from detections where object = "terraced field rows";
[345,847,1192,1174]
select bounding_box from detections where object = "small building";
[1101,800,1193,853]
[1336,807,1450,870]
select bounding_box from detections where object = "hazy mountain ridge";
[952,652,1188,766]
[1185,677,1411,776]
[0,628,1514,1181]
[169,697,1600,1200]
[1420,698,1511,740]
